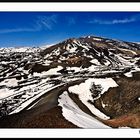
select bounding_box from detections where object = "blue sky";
[0,12,140,47]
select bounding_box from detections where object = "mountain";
[0,35,140,128]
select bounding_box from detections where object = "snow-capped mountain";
[0,35,140,128]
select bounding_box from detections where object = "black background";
[0,0,140,2]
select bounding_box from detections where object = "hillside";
[0,35,140,128]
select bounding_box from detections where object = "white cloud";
[0,14,57,34]
[88,14,140,25]
[88,18,135,25]
[0,27,40,34]
[37,14,57,30]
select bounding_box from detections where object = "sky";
[0,12,140,47]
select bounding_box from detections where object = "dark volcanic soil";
[94,72,140,128]
[0,72,140,128]
[0,106,78,128]
[0,36,140,128]
[0,80,84,128]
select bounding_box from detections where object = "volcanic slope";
[0,36,140,128]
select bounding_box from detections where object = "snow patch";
[104,60,111,66]
[119,48,137,55]
[81,45,90,51]
[68,78,118,119]
[88,65,96,72]
[10,83,65,114]
[124,72,133,77]
[101,100,107,108]
[67,67,81,73]
[66,44,77,53]
[0,78,18,87]
[58,91,110,128]
[93,38,101,41]
[45,66,63,75]
[0,88,15,99]
[90,59,100,65]
[124,66,140,77]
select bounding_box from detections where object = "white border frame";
[0,2,140,11]
[0,2,140,138]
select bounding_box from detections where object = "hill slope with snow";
[0,35,140,128]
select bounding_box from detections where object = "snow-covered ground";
[68,78,118,119]
[0,78,18,87]
[33,66,63,76]
[0,35,140,128]
[10,83,65,114]
[44,66,63,75]
[58,91,110,128]
[0,88,15,99]
[124,66,140,77]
